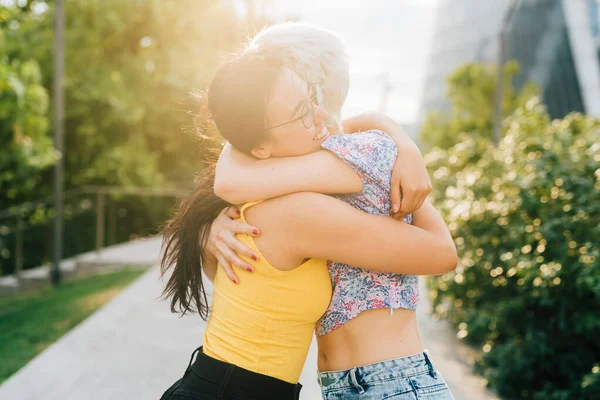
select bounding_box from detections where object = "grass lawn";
[0,268,145,384]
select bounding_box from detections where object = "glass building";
[421,0,600,121]
[587,0,600,83]
[508,0,584,118]
[420,0,510,116]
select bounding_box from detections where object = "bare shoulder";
[245,193,360,240]
[243,193,351,268]
[247,192,347,225]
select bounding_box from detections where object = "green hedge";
[425,98,600,399]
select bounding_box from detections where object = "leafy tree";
[0,0,267,274]
[420,61,538,150]
[0,22,53,207]
[3,0,261,197]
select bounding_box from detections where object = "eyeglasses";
[264,83,323,132]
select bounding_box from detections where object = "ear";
[251,144,271,159]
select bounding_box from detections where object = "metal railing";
[0,186,189,281]
[84,186,189,255]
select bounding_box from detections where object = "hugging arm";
[214,112,430,214]
[213,142,362,204]
[279,192,457,275]
[204,189,452,282]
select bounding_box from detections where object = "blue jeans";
[318,350,454,399]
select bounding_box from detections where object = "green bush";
[425,98,600,399]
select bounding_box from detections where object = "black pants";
[160,347,302,400]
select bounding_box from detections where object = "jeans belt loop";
[423,349,437,378]
[185,346,202,376]
[217,364,236,398]
[349,367,366,394]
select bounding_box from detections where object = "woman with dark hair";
[160,48,456,399]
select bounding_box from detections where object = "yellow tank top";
[203,201,332,383]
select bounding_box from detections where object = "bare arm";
[215,113,431,215]
[410,199,454,252]
[203,198,455,282]
[214,143,362,204]
[276,193,457,275]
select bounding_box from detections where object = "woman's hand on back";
[204,206,260,284]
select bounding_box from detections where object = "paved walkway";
[0,236,164,295]
[0,238,499,400]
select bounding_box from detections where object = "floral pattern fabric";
[315,130,420,336]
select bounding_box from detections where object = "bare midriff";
[316,307,423,372]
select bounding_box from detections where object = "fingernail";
[393,204,399,213]
[235,209,240,215]
[252,228,260,236]
[248,266,254,273]
[233,279,239,285]
[251,254,259,261]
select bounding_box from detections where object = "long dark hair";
[160,50,284,318]
[160,169,228,319]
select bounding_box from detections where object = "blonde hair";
[248,22,350,131]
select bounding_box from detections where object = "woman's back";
[203,201,332,384]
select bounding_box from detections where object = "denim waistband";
[318,350,438,392]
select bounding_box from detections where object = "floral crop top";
[315,130,420,336]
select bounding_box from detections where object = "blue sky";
[252,0,440,124]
